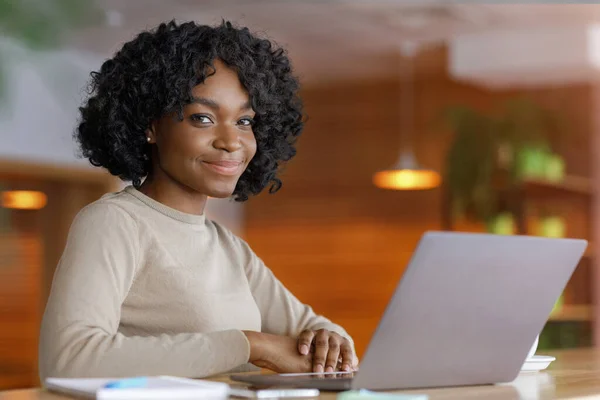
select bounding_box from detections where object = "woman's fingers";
[325,335,341,373]
[340,338,354,372]
[312,329,330,373]
[297,329,314,355]
[297,329,356,373]
[352,355,360,371]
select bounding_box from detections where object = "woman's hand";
[297,329,357,373]
[244,331,313,373]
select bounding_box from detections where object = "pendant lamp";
[373,41,441,191]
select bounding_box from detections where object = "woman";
[39,20,357,380]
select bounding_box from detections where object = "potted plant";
[442,97,564,232]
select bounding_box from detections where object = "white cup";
[527,335,540,360]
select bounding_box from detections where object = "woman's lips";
[201,160,243,176]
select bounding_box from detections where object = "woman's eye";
[238,118,255,127]
[191,114,213,124]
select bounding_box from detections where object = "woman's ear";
[146,123,156,144]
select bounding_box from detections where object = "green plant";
[443,105,497,222]
[0,0,98,98]
[442,97,562,225]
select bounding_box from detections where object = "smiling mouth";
[201,160,243,176]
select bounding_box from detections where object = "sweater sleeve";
[38,202,250,381]
[237,237,354,346]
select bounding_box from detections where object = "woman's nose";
[212,125,242,153]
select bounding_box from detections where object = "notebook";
[45,376,229,399]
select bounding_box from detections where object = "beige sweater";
[39,186,351,380]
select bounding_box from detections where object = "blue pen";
[103,376,149,389]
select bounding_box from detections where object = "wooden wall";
[0,163,117,389]
[591,86,600,346]
[244,47,595,357]
[0,233,42,389]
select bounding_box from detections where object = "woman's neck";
[138,173,208,216]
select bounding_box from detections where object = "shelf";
[548,305,592,322]
[522,175,593,198]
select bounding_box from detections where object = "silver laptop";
[232,231,587,391]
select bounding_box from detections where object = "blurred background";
[1,0,600,390]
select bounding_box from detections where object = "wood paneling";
[0,165,117,390]
[0,234,42,389]
[590,86,600,346]
[0,160,116,185]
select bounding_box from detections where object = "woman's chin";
[207,193,232,200]
[205,187,236,199]
[195,179,239,199]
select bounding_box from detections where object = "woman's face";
[147,59,257,198]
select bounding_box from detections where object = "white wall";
[0,39,99,165]
[449,24,600,88]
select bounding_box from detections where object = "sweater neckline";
[124,186,206,225]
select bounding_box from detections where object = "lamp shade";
[373,151,441,191]
[1,190,47,210]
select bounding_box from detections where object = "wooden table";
[3,349,600,399]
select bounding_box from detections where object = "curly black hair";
[76,20,304,201]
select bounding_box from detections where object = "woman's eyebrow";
[191,96,220,110]
[191,97,252,111]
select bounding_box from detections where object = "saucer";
[520,355,556,372]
